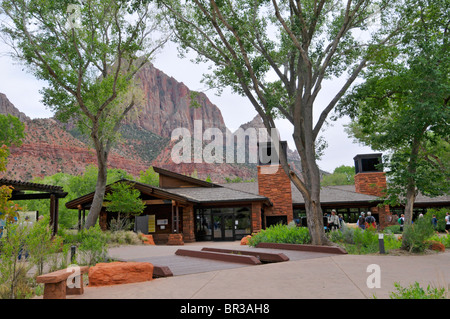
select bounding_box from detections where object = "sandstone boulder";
[240,235,252,245]
[88,262,153,287]
[141,234,155,245]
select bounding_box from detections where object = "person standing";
[398,214,405,232]
[445,212,450,234]
[365,212,376,229]
[329,210,340,231]
[357,212,366,230]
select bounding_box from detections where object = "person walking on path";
[431,215,438,230]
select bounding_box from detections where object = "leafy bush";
[424,208,448,233]
[389,282,447,299]
[26,216,63,276]
[402,217,436,252]
[77,225,108,265]
[383,225,402,234]
[329,226,401,254]
[0,222,34,299]
[106,230,142,245]
[248,224,310,246]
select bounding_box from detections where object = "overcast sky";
[0,39,375,173]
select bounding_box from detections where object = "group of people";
[324,210,378,232]
[356,212,377,230]
[397,212,450,233]
[324,210,344,232]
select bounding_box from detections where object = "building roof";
[0,178,67,200]
[221,182,450,207]
[65,179,269,209]
[220,182,380,206]
[166,186,270,204]
[153,166,222,188]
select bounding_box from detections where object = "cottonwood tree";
[0,0,168,228]
[337,0,449,247]
[160,0,407,244]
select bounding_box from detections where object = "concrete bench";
[201,247,289,263]
[36,266,90,299]
[175,249,262,265]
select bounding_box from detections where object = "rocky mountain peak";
[0,92,30,122]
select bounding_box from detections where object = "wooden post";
[50,194,56,236]
[171,201,175,233]
[176,205,180,233]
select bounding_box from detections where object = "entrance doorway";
[195,207,251,241]
[212,214,235,241]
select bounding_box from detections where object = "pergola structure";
[0,178,68,235]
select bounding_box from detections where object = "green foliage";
[389,282,447,299]
[329,227,401,254]
[106,230,142,246]
[26,216,63,276]
[0,114,25,147]
[104,182,145,215]
[383,225,402,234]
[76,224,108,266]
[321,165,355,186]
[21,165,134,228]
[402,217,436,252]
[138,166,159,186]
[248,224,311,246]
[338,0,450,209]
[424,208,449,233]
[0,222,33,299]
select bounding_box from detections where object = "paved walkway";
[63,241,450,300]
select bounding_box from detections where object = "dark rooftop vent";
[353,154,383,174]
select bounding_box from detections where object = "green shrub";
[107,230,142,245]
[389,282,447,299]
[402,217,435,252]
[424,208,448,233]
[329,227,401,254]
[383,225,402,234]
[248,224,310,246]
[77,225,108,265]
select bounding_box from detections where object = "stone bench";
[36,266,90,299]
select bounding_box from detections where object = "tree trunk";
[84,144,109,229]
[401,138,420,249]
[288,108,329,245]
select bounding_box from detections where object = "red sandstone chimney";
[257,141,293,227]
[353,153,387,197]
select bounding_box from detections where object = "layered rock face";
[0,62,304,182]
[133,63,229,138]
[0,93,30,122]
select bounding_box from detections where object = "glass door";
[212,214,235,241]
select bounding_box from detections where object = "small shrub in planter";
[248,224,310,246]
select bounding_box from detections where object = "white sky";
[0,39,375,173]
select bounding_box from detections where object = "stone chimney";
[257,141,293,227]
[353,153,387,197]
[354,153,392,229]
